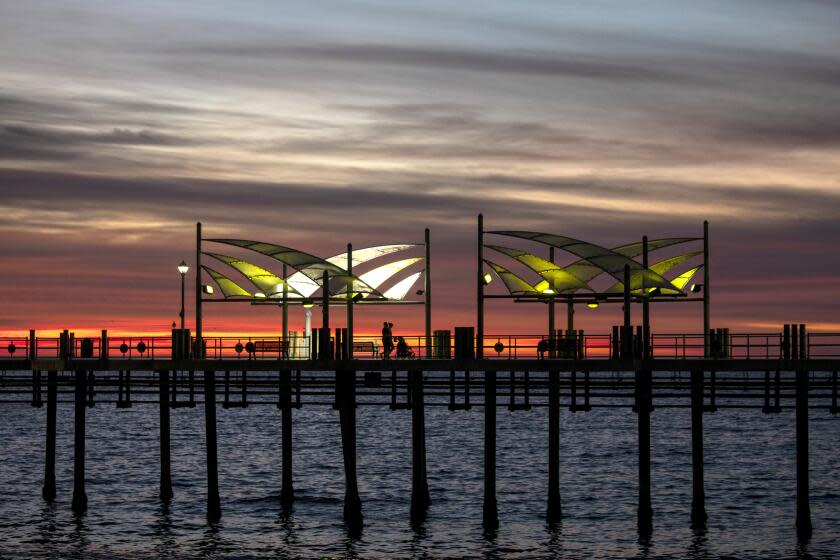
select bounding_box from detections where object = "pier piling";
[203,370,222,521]
[42,370,57,502]
[796,368,812,540]
[690,369,707,528]
[636,368,653,535]
[410,369,430,524]
[279,369,294,507]
[546,368,561,524]
[159,370,173,502]
[71,370,88,514]
[337,369,363,533]
[483,370,499,531]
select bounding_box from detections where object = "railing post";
[29,329,37,359]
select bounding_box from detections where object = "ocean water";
[0,381,838,559]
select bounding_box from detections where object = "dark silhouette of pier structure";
[1,218,838,542]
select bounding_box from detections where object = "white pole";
[305,309,312,338]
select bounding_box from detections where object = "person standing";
[382,321,393,358]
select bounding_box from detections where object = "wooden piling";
[410,369,430,523]
[636,368,653,534]
[483,370,499,531]
[690,369,707,527]
[546,368,561,524]
[337,368,363,533]
[279,369,294,507]
[203,370,221,521]
[159,370,173,501]
[42,370,57,502]
[71,370,88,514]
[795,367,812,539]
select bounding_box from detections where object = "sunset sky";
[2,1,839,337]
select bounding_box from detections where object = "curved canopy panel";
[670,265,703,292]
[605,251,702,293]
[349,257,423,300]
[485,260,539,295]
[564,238,700,284]
[326,245,417,268]
[202,265,252,299]
[490,231,678,291]
[204,252,298,297]
[382,272,422,300]
[486,245,591,293]
[208,239,345,280]
[328,274,386,298]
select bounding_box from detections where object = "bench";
[252,340,289,359]
[352,341,378,358]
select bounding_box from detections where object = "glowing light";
[587,302,599,309]
[542,288,555,295]
[483,273,493,285]
[202,284,215,295]
[254,292,266,298]
[177,261,189,275]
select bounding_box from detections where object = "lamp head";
[202,284,215,295]
[587,302,599,309]
[690,283,703,293]
[178,260,189,275]
[302,299,314,309]
[542,288,555,295]
[482,272,493,285]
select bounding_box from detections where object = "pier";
[2,326,838,541]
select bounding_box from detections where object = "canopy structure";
[193,222,433,359]
[475,214,711,359]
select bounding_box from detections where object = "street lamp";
[178,260,189,329]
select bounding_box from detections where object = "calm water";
[0,380,838,559]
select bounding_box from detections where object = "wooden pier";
[2,329,839,540]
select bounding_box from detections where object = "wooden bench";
[252,340,289,359]
[352,341,378,358]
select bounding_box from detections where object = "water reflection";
[153,502,175,557]
[69,512,89,559]
[687,527,710,560]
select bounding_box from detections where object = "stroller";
[395,337,416,359]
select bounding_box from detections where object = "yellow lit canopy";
[382,272,422,300]
[204,252,300,297]
[486,245,591,293]
[201,265,253,299]
[484,260,539,295]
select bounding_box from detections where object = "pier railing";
[3,330,840,361]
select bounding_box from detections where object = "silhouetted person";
[537,338,548,360]
[396,336,413,359]
[382,321,393,359]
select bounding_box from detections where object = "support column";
[71,370,88,514]
[203,370,221,521]
[410,369,430,523]
[690,369,707,527]
[546,369,561,524]
[347,243,353,360]
[703,221,710,357]
[42,370,57,501]
[337,368,363,533]
[477,214,484,359]
[636,368,653,534]
[795,368,812,539]
[425,228,432,359]
[196,222,203,358]
[159,370,173,501]
[280,369,294,507]
[548,247,555,359]
[642,236,650,359]
[483,370,498,531]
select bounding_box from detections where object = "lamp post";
[178,260,189,330]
